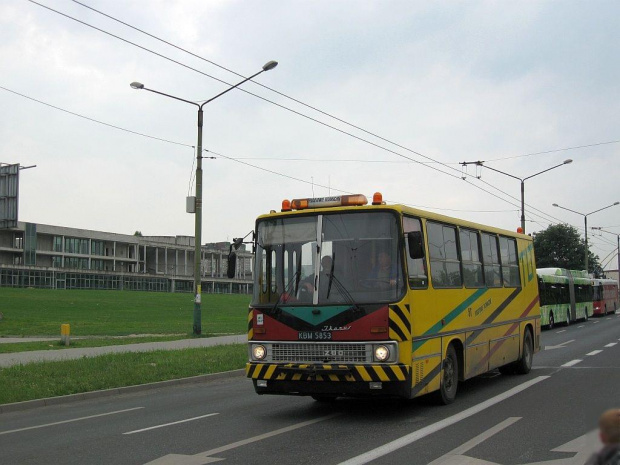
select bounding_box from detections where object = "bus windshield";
[252,211,404,306]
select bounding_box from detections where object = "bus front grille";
[271,342,371,363]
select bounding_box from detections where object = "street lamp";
[474,159,573,234]
[131,60,278,335]
[552,201,620,272]
[591,227,620,284]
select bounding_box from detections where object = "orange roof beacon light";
[372,192,384,205]
[281,199,292,212]
[516,227,524,234]
[290,194,368,210]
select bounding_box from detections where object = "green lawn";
[0,335,194,354]
[0,344,247,404]
[0,288,250,337]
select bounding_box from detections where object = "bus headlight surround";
[374,345,390,362]
[252,344,267,361]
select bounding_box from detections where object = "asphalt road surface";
[2,313,619,465]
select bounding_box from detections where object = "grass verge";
[0,344,247,405]
[0,288,250,336]
[0,335,194,354]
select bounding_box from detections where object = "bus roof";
[257,201,530,240]
[537,268,593,286]
[537,268,589,278]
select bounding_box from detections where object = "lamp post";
[552,201,620,272]
[476,159,573,234]
[591,227,620,284]
[460,159,573,234]
[131,60,278,335]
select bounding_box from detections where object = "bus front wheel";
[437,345,458,405]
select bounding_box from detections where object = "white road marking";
[577,325,584,328]
[544,339,575,350]
[338,376,549,465]
[144,413,341,464]
[124,413,219,435]
[593,321,599,324]
[0,407,144,436]
[555,330,566,333]
[586,350,603,356]
[561,359,582,367]
[427,417,521,465]
[605,343,617,348]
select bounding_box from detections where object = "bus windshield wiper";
[271,255,302,314]
[326,252,336,299]
[323,255,360,312]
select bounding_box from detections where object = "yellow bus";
[232,192,541,403]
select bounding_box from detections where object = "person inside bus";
[298,255,333,300]
[585,408,620,465]
[366,251,398,289]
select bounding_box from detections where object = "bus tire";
[436,344,458,405]
[515,329,533,375]
[548,312,554,330]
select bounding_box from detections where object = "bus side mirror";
[226,251,237,279]
[407,231,425,259]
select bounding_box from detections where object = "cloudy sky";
[1,0,619,270]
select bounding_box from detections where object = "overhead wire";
[71,0,620,175]
[1,83,526,215]
[484,139,620,163]
[20,0,619,228]
[69,0,468,173]
[26,0,465,183]
[0,85,192,148]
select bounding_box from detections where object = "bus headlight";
[252,345,266,360]
[374,345,390,362]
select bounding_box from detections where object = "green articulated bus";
[537,268,593,329]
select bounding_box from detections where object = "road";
[1,313,618,465]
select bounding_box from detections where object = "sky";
[1,0,619,270]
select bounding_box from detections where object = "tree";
[533,223,601,275]
[134,231,143,237]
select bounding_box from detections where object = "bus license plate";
[298,331,332,341]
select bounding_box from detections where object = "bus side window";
[403,216,427,289]
[427,221,462,288]
[460,229,483,288]
[481,233,502,288]
[499,236,521,287]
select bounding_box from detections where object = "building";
[0,222,253,293]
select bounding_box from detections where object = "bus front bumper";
[246,362,411,398]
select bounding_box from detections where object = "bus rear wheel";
[436,345,458,405]
[515,329,533,375]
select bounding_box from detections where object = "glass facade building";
[0,222,253,294]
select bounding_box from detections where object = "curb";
[0,369,245,414]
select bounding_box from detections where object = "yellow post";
[61,324,70,346]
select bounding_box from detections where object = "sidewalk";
[0,334,247,368]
